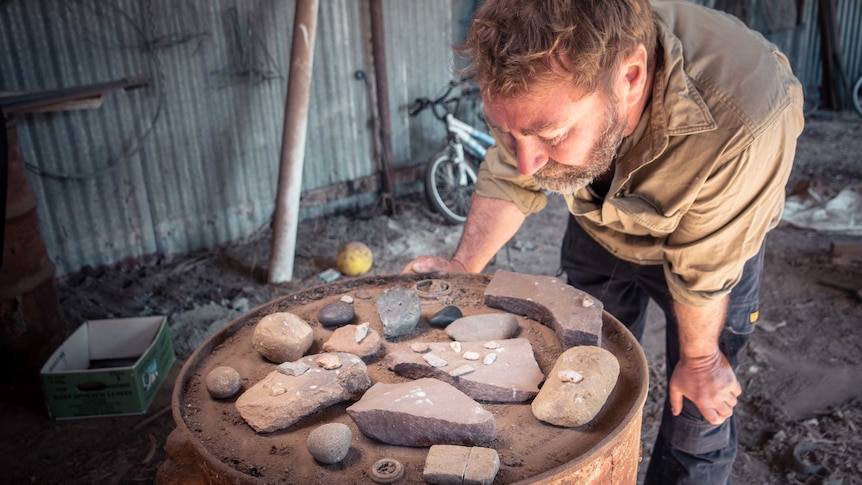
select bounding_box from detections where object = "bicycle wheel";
[424,149,477,224]
[853,75,862,118]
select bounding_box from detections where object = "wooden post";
[268,0,320,283]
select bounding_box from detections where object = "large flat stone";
[236,352,371,433]
[384,338,544,402]
[484,270,603,348]
[346,378,496,447]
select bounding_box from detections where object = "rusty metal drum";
[1,120,64,372]
[158,273,648,484]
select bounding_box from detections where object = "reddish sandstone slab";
[484,270,603,348]
[384,338,544,402]
[346,378,496,447]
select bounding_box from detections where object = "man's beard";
[533,105,626,194]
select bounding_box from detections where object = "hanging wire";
[19,0,167,181]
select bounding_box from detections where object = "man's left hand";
[669,351,741,425]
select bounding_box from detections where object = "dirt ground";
[1,111,861,484]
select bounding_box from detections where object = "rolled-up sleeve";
[662,97,803,306]
[474,129,548,215]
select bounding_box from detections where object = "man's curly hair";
[459,0,657,99]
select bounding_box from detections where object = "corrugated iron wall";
[1,0,860,276]
[689,0,862,110]
[1,0,456,275]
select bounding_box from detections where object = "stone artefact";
[205,366,242,399]
[445,313,519,342]
[375,286,422,339]
[531,345,620,427]
[306,423,352,464]
[236,352,371,433]
[384,338,544,402]
[277,361,309,377]
[315,354,342,369]
[429,305,463,328]
[317,301,355,327]
[322,323,382,360]
[346,378,496,447]
[252,312,314,363]
[484,269,603,347]
[423,445,500,485]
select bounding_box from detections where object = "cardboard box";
[40,316,176,419]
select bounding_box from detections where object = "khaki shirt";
[475,1,805,306]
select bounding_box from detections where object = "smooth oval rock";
[531,345,620,427]
[205,366,242,399]
[317,301,355,327]
[307,422,352,464]
[252,312,314,363]
[445,313,519,342]
[429,305,463,328]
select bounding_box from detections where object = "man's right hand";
[401,256,468,274]
[401,194,527,275]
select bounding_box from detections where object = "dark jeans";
[560,216,763,485]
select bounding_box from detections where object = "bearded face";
[532,104,626,194]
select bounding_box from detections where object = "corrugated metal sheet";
[1,0,860,276]
[1,0,455,275]
[687,0,862,110]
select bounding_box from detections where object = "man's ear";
[619,44,649,109]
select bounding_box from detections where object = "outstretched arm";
[402,194,526,274]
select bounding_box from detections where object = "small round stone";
[205,366,242,399]
[307,423,352,464]
[317,301,355,327]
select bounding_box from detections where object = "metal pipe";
[370,0,396,215]
[268,0,320,283]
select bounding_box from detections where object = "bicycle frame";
[446,114,494,158]
[445,113,494,185]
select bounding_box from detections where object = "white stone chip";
[558,369,584,383]
[483,341,500,349]
[449,364,474,377]
[450,341,462,353]
[269,384,286,396]
[316,354,342,370]
[277,361,310,377]
[340,295,355,304]
[581,296,594,307]
[355,322,370,343]
[483,353,497,365]
[423,353,448,368]
[463,351,480,361]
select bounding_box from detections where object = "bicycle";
[409,81,495,224]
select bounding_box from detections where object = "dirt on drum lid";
[161,273,648,485]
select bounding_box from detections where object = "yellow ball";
[336,241,373,276]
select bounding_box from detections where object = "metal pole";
[268,0,319,283]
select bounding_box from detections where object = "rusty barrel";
[0,120,64,374]
[158,273,648,484]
